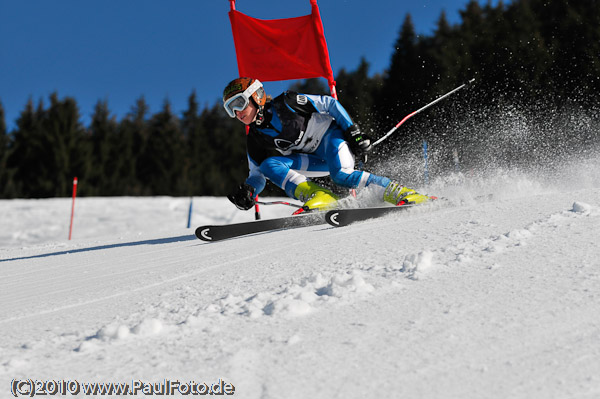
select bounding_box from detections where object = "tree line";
[1,0,599,198]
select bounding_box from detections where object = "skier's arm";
[228,132,269,210]
[306,94,372,154]
[228,155,265,211]
[245,155,267,194]
[304,94,354,131]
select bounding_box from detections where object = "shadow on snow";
[0,235,197,263]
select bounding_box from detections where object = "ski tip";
[325,210,342,227]
[195,226,213,241]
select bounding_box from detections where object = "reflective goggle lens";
[224,94,249,118]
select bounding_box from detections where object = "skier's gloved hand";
[343,124,372,155]
[228,183,256,210]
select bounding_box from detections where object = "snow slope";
[1,163,600,398]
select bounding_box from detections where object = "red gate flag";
[228,0,335,87]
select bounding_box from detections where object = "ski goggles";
[223,79,263,118]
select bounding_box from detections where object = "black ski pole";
[372,78,475,147]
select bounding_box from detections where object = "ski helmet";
[222,77,266,118]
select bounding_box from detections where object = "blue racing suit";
[244,91,391,199]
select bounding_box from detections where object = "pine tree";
[182,91,209,195]
[42,93,91,197]
[88,100,119,195]
[0,102,5,137]
[456,1,486,84]
[199,103,248,195]
[7,99,47,197]
[138,100,184,195]
[498,0,550,103]
[120,97,150,195]
[0,102,14,197]
[381,14,423,115]
[0,102,6,163]
[534,0,600,102]
[376,14,426,154]
[335,57,381,134]
[430,10,461,89]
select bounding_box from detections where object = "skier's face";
[235,101,258,125]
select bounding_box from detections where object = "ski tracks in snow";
[68,200,598,347]
[435,200,598,271]
[2,195,598,391]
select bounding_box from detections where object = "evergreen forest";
[1,0,599,199]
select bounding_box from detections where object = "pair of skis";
[195,205,414,242]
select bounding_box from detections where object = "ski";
[325,205,416,227]
[197,194,493,239]
[325,193,495,228]
[195,212,325,242]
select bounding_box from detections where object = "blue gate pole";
[187,197,193,228]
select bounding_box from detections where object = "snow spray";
[423,140,429,185]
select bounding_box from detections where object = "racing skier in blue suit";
[223,77,434,212]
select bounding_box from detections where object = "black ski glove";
[228,183,256,210]
[343,124,372,155]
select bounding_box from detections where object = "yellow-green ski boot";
[293,181,339,214]
[383,181,435,206]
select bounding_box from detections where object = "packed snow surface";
[1,163,600,398]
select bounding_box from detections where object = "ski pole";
[254,195,261,220]
[256,200,303,209]
[372,78,475,147]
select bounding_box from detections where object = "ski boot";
[383,181,435,206]
[293,181,339,214]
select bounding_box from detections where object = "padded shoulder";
[279,91,318,116]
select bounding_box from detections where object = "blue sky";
[1,0,485,131]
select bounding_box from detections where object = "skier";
[223,77,434,212]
